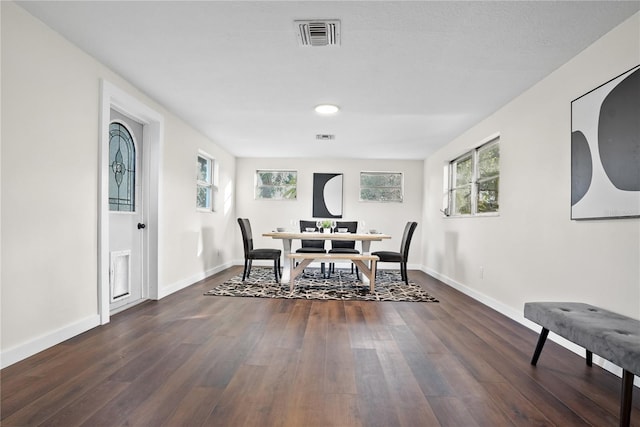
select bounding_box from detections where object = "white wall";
[2,0,638,372]
[1,2,236,366]
[422,13,640,321]
[159,114,236,296]
[235,158,424,266]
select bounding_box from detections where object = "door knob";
[137,223,146,229]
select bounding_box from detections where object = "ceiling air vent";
[295,20,341,47]
[316,134,335,140]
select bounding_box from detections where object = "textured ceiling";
[17,1,640,159]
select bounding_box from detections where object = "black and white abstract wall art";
[312,173,343,218]
[571,65,640,220]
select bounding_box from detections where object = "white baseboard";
[422,266,640,387]
[158,261,234,299]
[2,262,234,369]
[1,314,100,369]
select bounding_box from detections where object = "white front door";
[108,110,145,313]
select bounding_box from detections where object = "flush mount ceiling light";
[314,104,339,114]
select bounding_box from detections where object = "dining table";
[262,230,391,282]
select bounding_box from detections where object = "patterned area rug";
[205,267,438,302]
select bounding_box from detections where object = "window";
[109,122,136,212]
[255,170,297,200]
[450,153,473,215]
[446,137,500,216]
[476,142,500,213]
[197,153,216,211]
[360,172,403,202]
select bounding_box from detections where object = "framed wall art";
[571,65,639,219]
[312,173,343,218]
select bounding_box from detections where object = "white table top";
[262,231,391,241]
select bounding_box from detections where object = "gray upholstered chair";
[372,221,417,285]
[237,218,281,282]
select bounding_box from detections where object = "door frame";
[99,80,163,324]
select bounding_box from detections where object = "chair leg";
[242,259,249,281]
[404,262,409,285]
[273,259,279,283]
[247,260,253,278]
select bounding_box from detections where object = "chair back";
[331,221,357,250]
[400,221,418,260]
[237,218,254,255]
[299,220,324,249]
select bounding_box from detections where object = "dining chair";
[297,220,326,276]
[372,221,418,285]
[237,218,281,283]
[328,220,360,278]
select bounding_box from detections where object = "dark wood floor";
[1,267,638,426]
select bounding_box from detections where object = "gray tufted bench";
[524,302,640,427]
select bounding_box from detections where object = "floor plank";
[1,267,638,426]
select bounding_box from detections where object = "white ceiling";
[17,1,640,159]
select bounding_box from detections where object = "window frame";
[255,170,298,200]
[449,152,473,215]
[196,151,217,212]
[475,140,500,215]
[445,135,500,217]
[359,171,404,203]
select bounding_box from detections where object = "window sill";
[443,212,500,218]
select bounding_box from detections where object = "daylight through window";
[255,170,297,200]
[197,153,216,211]
[447,137,500,216]
[360,172,403,202]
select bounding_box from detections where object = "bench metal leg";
[620,370,634,427]
[531,327,549,366]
